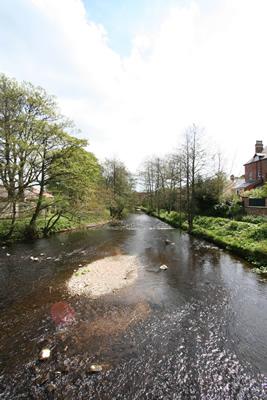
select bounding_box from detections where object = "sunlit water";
[0,213,266,399]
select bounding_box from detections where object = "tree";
[27,124,85,237]
[102,158,135,219]
[194,174,226,215]
[0,74,86,238]
[182,124,206,232]
[44,147,102,235]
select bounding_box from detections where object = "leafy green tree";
[195,172,227,215]
[44,147,102,235]
[0,74,86,238]
[102,158,135,218]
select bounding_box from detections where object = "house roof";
[235,181,257,189]
[244,154,267,165]
[244,146,267,165]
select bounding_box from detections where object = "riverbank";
[0,210,110,243]
[146,209,267,275]
[67,255,139,298]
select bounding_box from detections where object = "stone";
[46,383,56,392]
[39,348,51,360]
[160,264,168,270]
[164,239,172,245]
[88,364,103,373]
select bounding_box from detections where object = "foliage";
[195,172,227,215]
[139,125,226,231]
[102,158,136,219]
[47,147,102,229]
[191,216,267,268]
[242,184,267,199]
[213,197,244,219]
[241,215,267,224]
[253,266,267,275]
[0,209,110,242]
[0,74,114,241]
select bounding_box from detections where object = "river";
[0,213,266,399]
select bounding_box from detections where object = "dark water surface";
[0,213,266,399]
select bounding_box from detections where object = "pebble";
[160,265,168,270]
[39,348,51,360]
[89,364,103,373]
[46,383,56,392]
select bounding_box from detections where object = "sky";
[1,0,267,175]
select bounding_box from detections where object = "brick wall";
[245,206,267,216]
[245,159,267,182]
[243,196,267,215]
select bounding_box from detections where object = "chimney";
[255,140,263,153]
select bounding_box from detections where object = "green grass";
[143,209,267,273]
[0,209,110,243]
[190,216,267,271]
[143,208,186,228]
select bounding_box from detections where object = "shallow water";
[0,213,266,399]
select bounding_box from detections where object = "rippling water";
[0,213,266,399]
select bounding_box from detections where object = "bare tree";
[182,124,206,232]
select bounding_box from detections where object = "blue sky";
[84,0,179,54]
[0,0,267,173]
[84,0,216,54]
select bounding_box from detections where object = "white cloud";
[1,0,267,174]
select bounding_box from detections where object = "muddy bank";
[67,255,140,298]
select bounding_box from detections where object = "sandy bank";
[67,255,139,298]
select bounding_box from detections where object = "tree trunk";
[5,200,17,239]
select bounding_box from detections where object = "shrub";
[249,224,267,240]
[227,221,240,231]
[241,215,267,224]
[228,201,244,219]
[213,203,229,217]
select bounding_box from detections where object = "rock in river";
[160,264,168,270]
[89,364,103,373]
[39,348,51,360]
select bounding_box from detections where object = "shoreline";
[0,217,111,245]
[67,254,140,298]
[145,210,267,275]
[57,220,110,233]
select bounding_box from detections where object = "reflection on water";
[0,213,266,399]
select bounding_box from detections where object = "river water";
[0,213,266,399]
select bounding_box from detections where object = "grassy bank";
[0,209,110,243]
[144,208,267,275]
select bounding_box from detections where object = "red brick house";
[244,140,267,184]
[240,140,267,215]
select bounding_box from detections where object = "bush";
[249,223,267,240]
[241,215,267,224]
[227,221,240,231]
[213,203,229,217]
[228,201,244,219]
